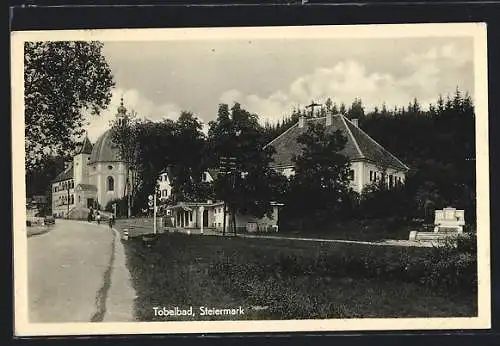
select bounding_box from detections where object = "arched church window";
[107,176,114,191]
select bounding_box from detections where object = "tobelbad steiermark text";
[153,306,245,317]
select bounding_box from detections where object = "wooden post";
[200,206,204,235]
[153,191,157,235]
[223,202,227,236]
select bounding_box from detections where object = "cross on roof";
[305,100,322,117]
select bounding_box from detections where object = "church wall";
[93,162,127,208]
[86,160,128,209]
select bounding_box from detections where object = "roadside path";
[27,219,136,322]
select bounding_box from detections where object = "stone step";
[409,231,460,241]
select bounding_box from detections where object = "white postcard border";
[11,22,491,336]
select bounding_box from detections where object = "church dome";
[88,130,123,164]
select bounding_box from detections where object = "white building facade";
[264,113,409,194]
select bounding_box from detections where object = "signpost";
[219,156,238,236]
[200,206,204,235]
[148,193,157,235]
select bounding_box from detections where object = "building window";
[190,212,193,222]
[369,171,373,182]
[78,196,81,203]
[108,165,113,170]
[107,176,114,191]
[70,195,74,204]
[70,180,74,188]
[374,172,378,182]
[349,169,355,181]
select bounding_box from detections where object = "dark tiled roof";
[76,184,98,191]
[52,163,73,183]
[79,136,93,155]
[89,130,123,164]
[344,119,410,171]
[264,114,409,172]
[206,168,219,180]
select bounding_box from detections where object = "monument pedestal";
[410,207,465,243]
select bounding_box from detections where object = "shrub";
[105,197,128,217]
[210,241,477,297]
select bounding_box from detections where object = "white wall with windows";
[51,179,75,217]
[274,160,406,195]
[88,162,127,208]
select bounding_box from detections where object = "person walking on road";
[109,214,115,229]
[96,211,101,225]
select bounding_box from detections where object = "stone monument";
[409,207,465,242]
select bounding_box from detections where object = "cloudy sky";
[83,36,474,142]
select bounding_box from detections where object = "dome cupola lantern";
[117,96,127,117]
[116,95,128,127]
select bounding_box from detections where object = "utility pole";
[220,156,228,236]
[219,156,237,236]
[148,185,159,235]
[67,180,70,218]
[153,188,157,235]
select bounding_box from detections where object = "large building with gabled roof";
[264,113,410,194]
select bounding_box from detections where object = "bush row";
[210,233,477,298]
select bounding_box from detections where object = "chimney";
[298,116,305,128]
[325,113,333,126]
[351,118,359,128]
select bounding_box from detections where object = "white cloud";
[82,88,181,142]
[219,60,411,124]
[218,44,471,125]
[403,43,471,68]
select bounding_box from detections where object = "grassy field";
[277,218,428,242]
[119,229,477,321]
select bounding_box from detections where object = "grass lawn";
[120,230,477,321]
[277,218,427,242]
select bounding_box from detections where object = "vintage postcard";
[11,23,490,336]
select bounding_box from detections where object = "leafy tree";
[339,102,347,115]
[24,41,114,172]
[288,121,351,223]
[169,111,207,202]
[132,119,177,213]
[325,97,333,112]
[209,103,284,224]
[347,97,365,120]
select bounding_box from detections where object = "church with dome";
[51,100,130,218]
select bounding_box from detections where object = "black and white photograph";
[12,23,490,336]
